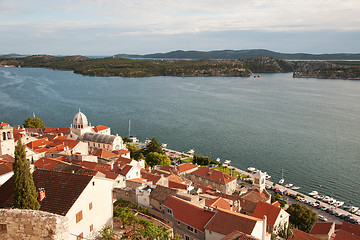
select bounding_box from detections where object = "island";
[0,55,359,80]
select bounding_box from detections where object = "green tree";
[286,203,317,232]
[277,223,293,240]
[13,139,40,210]
[99,225,114,240]
[193,154,211,165]
[146,152,170,167]
[173,234,183,240]
[137,221,170,240]
[23,116,45,128]
[144,138,164,155]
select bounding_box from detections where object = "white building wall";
[274,210,290,233]
[125,166,140,180]
[0,171,13,186]
[205,229,225,240]
[72,142,89,155]
[251,220,270,240]
[136,186,151,207]
[65,176,113,240]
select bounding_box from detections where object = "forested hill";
[0,55,359,80]
[114,49,360,60]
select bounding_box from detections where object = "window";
[167,209,172,214]
[89,202,93,210]
[177,221,180,225]
[77,232,83,240]
[0,224,7,234]
[185,235,190,240]
[90,224,93,232]
[76,211,83,223]
[187,226,193,231]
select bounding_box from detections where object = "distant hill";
[0,53,28,58]
[114,49,360,60]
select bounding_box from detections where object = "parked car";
[318,215,328,222]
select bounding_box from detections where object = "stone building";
[0,123,15,157]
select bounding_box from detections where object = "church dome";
[73,109,88,129]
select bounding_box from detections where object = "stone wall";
[0,208,69,240]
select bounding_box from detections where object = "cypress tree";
[12,139,40,210]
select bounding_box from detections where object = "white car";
[318,215,328,222]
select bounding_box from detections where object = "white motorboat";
[187,149,195,155]
[291,186,301,190]
[309,191,319,196]
[224,160,231,165]
[247,167,256,172]
[355,210,360,216]
[335,201,344,208]
[349,206,359,213]
[265,174,271,180]
[323,196,331,202]
[285,183,293,188]
[317,195,325,200]
[216,158,221,162]
[279,179,285,185]
[329,199,337,205]
[161,143,167,148]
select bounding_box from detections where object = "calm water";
[1,67,359,205]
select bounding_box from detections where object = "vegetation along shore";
[0,55,359,80]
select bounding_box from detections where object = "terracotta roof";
[0,122,9,126]
[26,138,52,149]
[272,201,281,208]
[34,157,62,169]
[167,173,184,183]
[205,197,232,211]
[94,149,117,159]
[221,230,260,240]
[93,125,110,132]
[168,180,188,190]
[116,156,132,165]
[141,171,161,185]
[252,201,282,226]
[310,222,335,235]
[289,229,323,240]
[127,178,147,184]
[73,161,119,180]
[177,162,198,173]
[0,162,12,175]
[52,139,80,150]
[0,154,15,162]
[112,149,130,155]
[340,221,360,236]
[44,127,70,134]
[191,167,236,184]
[197,184,217,194]
[0,169,93,216]
[164,196,215,232]
[33,147,51,153]
[334,229,360,240]
[205,209,261,236]
[115,164,133,176]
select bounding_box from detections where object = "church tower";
[252,170,266,193]
[0,122,15,157]
[67,109,94,140]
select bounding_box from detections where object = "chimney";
[38,188,46,202]
[111,162,114,171]
[262,215,267,240]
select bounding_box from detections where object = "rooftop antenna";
[78,107,81,112]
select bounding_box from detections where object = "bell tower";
[0,122,15,157]
[252,170,266,193]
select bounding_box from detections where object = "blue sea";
[0,67,359,206]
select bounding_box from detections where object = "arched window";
[2,132,6,140]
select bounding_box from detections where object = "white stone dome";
[73,109,88,128]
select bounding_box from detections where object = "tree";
[23,116,45,128]
[286,203,317,232]
[193,154,211,166]
[146,152,170,167]
[144,137,164,155]
[277,223,293,240]
[98,225,114,240]
[13,139,40,210]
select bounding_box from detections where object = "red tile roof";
[168,180,188,190]
[333,229,360,240]
[289,229,323,240]
[252,201,282,226]
[0,154,15,162]
[94,149,117,159]
[73,161,119,180]
[340,221,360,236]
[44,127,70,135]
[0,122,9,126]
[221,230,260,240]
[52,139,80,150]
[310,222,335,235]
[205,209,261,236]
[164,196,216,232]
[177,162,198,173]
[205,197,232,211]
[141,171,161,185]
[0,169,93,216]
[116,156,132,165]
[33,157,61,169]
[272,201,281,208]
[0,161,12,175]
[192,167,236,184]
[197,184,217,194]
[112,149,130,155]
[26,138,52,149]
[93,125,110,132]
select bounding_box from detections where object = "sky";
[1,0,360,55]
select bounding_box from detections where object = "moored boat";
[349,206,359,213]
[291,186,301,190]
[335,201,344,208]
[285,183,293,188]
[247,167,256,172]
[309,191,319,196]
[279,179,285,185]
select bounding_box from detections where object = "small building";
[0,122,15,157]
[310,222,335,240]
